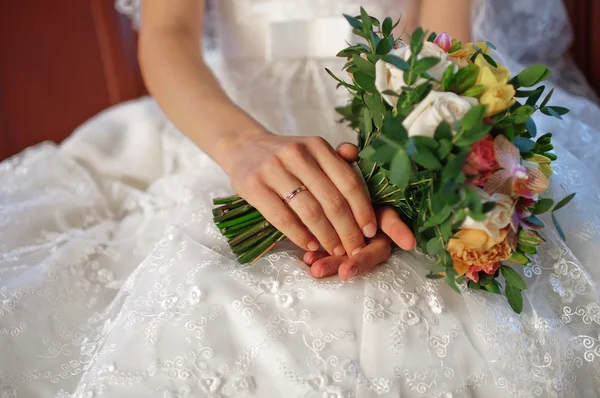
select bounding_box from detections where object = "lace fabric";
[1,1,600,397]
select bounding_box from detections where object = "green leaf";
[382,17,393,36]
[353,71,377,93]
[483,282,501,294]
[427,273,445,280]
[437,139,453,160]
[352,54,375,74]
[526,215,545,228]
[434,121,453,141]
[517,64,550,87]
[362,108,373,135]
[426,236,444,256]
[442,153,468,181]
[512,105,536,124]
[407,138,442,170]
[552,213,566,241]
[525,85,546,106]
[448,39,462,53]
[512,137,535,153]
[441,64,456,90]
[501,266,528,290]
[509,251,531,265]
[482,201,496,214]
[464,186,483,213]
[505,283,524,313]
[389,150,411,190]
[517,243,538,254]
[325,68,360,91]
[542,106,569,117]
[455,124,492,147]
[381,113,408,143]
[452,64,480,94]
[524,118,537,138]
[553,193,576,212]
[459,105,487,131]
[360,7,373,35]
[410,27,426,56]
[482,53,498,68]
[539,88,555,108]
[423,207,452,228]
[376,36,393,55]
[343,14,363,29]
[462,84,486,98]
[532,198,554,215]
[413,57,440,76]
[382,54,409,71]
[364,94,386,128]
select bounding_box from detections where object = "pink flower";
[434,32,452,52]
[463,134,501,187]
[486,135,548,198]
[465,262,502,283]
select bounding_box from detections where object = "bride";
[1,0,599,396]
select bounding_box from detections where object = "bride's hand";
[219,130,378,258]
[302,143,416,280]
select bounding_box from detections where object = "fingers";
[299,137,377,240]
[244,183,320,252]
[376,207,416,251]
[263,159,344,256]
[336,142,360,163]
[279,147,365,257]
[337,231,392,281]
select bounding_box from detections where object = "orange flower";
[448,228,513,277]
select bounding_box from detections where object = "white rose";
[375,42,456,106]
[461,187,516,238]
[402,91,479,138]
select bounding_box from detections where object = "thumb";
[336,142,360,163]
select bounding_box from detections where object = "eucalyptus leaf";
[552,213,566,241]
[434,121,453,141]
[352,54,375,74]
[407,139,442,170]
[353,71,377,93]
[517,64,549,87]
[532,198,554,215]
[382,54,410,71]
[423,207,452,228]
[501,266,528,290]
[524,118,537,138]
[553,193,576,212]
[343,14,362,29]
[426,236,444,256]
[388,150,411,190]
[505,283,524,313]
[382,17,393,36]
[512,137,535,153]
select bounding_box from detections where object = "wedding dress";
[1,0,600,397]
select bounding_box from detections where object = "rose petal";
[494,135,520,170]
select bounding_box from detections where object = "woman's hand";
[219,130,378,258]
[303,143,416,280]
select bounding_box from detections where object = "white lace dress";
[1,1,600,397]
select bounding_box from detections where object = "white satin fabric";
[1,1,600,397]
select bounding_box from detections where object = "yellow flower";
[474,54,511,88]
[449,42,490,60]
[448,228,513,276]
[479,80,516,116]
[526,154,553,178]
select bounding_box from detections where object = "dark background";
[0,0,598,161]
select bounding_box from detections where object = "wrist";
[212,126,271,175]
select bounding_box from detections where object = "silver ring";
[283,185,307,204]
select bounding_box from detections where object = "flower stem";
[213,195,243,205]
[228,220,272,247]
[213,204,253,223]
[216,211,263,228]
[238,230,285,264]
[232,227,277,254]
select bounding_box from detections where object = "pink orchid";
[434,32,452,52]
[485,135,548,199]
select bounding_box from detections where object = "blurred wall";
[0,0,146,160]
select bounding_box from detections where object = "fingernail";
[348,266,359,279]
[333,245,346,257]
[352,247,363,256]
[318,267,326,278]
[308,241,320,251]
[335,142,353,151]
[362,223,377,238]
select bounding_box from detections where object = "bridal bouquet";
[212,8,574,313]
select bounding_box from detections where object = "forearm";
[419,0,472,43]
[138,28,265,167]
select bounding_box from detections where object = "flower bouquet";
[212,8,575,313]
